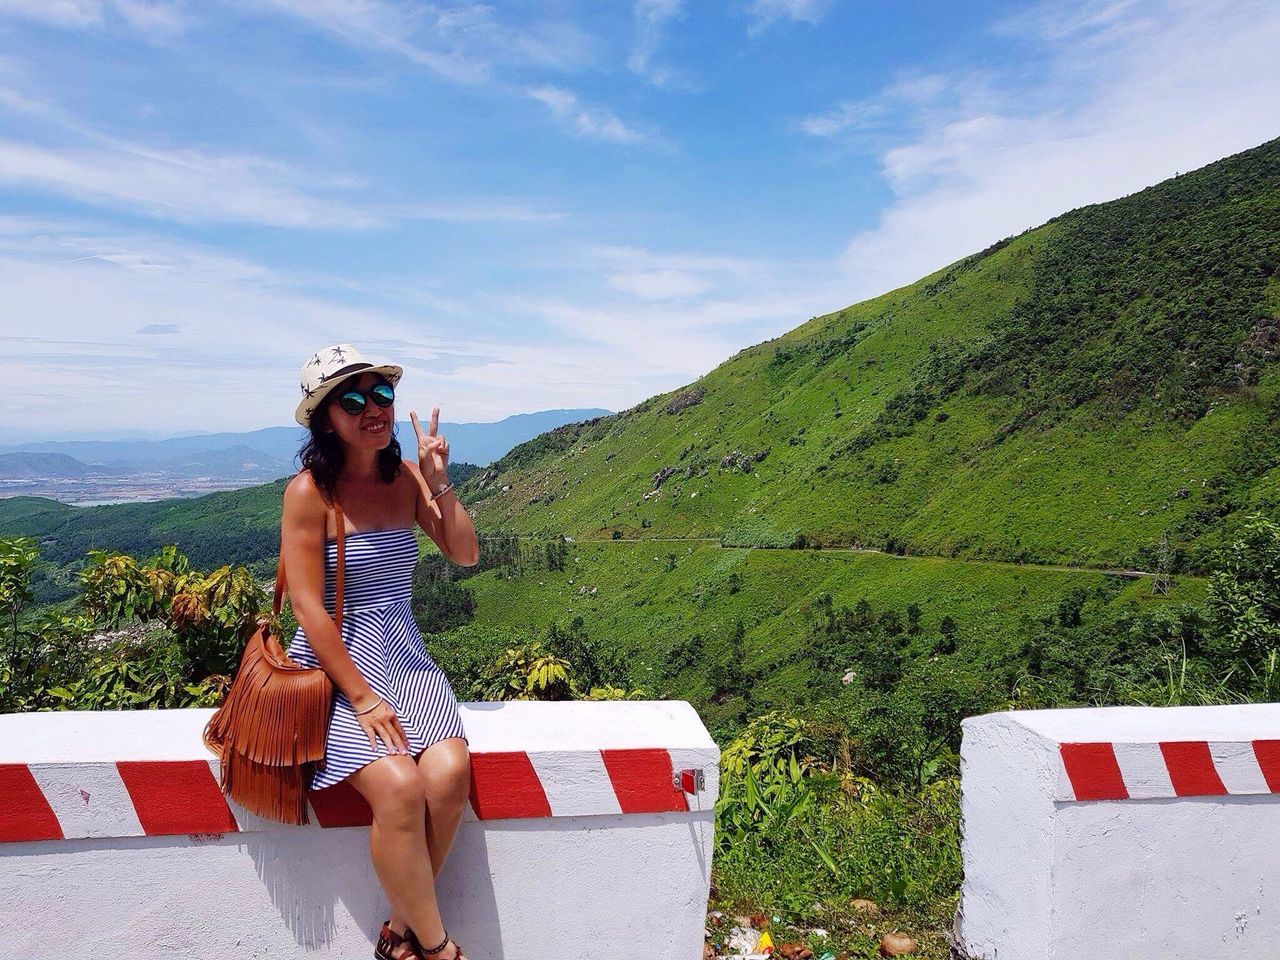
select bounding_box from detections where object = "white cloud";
[0,0,102,27]
[834,0,1280,302]
[595,243,771,301]
[993,0,1146,43]
[0,90,565,227]
[252,0,596,85]
[500,241,855,380]
[591,244,763,276]
[0,138,380,227]
[799,71,972,138]
[629,0,691,89]
[526,85,648,144]
[607,269,712,300]
[0,218,847,433]
[0,0,186,35]
[746,0,830,34]
[110,0,184,34]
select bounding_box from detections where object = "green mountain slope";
[463,139,1280,573]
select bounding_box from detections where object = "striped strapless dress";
[284,526,469,791]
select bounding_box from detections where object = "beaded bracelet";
[430,480,454,501]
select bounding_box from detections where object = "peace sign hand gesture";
[410,406,449,488]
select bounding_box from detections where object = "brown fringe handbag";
[202,495,347,826]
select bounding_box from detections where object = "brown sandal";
[376,920,466,960]
[376,921,415,960]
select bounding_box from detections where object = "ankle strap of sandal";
[419,929,451,955]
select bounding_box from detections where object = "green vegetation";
[0,537,261,713]
[0,461,485,607]
[0,481,291,606]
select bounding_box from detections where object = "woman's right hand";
[350,695,412,755]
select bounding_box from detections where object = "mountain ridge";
[0,408,613,468]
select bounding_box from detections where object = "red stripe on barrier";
[601,748,688,814]
[469,751,551,820]
[1060,743,1128,800]
[1160,741,1227,797]
[1253,740,1280,792]
[116,761,239,836]
[309,781,373,828]
[0,764,64,843]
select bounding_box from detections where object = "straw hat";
[295,343,403,428]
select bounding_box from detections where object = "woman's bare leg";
[347,753,459,960]
[386,738,472,944]
[419,737,472,871]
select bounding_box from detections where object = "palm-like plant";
[476,640,575,700]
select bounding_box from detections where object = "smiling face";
[320,371,394,451]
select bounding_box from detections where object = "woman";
[281,343,479,960]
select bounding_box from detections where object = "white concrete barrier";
[956,703,1280,960]
[0,700,719,959]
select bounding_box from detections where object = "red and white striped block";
[0,746,705,844]
[1058,739,1280,801]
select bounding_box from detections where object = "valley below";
[0,474,273,506]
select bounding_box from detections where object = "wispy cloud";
[252,0,596,85]
[0,0,185,34]
[832,0,1280,301]
[0,137,382,227]
[608,269,712,300]
[0,216,840,433]
[629,0,691,89]
[393,200,566,224]
[993,0,1147,42]
[593,244,765,301]
[0,88,566,227]
[2,0,625,151]
[526,86,649,144]
[247,2,653,150]
[800,72,951,137]
[746,0,831,34]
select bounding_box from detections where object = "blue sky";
[0,0,1277,441]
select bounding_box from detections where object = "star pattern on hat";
[297,344,400,426]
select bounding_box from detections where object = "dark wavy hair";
[297,373,403,502]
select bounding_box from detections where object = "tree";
[906,603,923,636]
[1203,514,1280,694]
[545,616,627,692]
[709,619,751,703]
[937,616,958,654]
[0,537,37,643]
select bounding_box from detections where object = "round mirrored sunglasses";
[336,382,395,416]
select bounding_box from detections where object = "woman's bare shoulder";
[283,470,328,519]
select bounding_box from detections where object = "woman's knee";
[349,755,428,823]
[419,739,471,803]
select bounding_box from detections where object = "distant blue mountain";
[0,408,612,472]
[0,452,92,480]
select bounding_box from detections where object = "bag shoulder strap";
[273,492,345,633]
